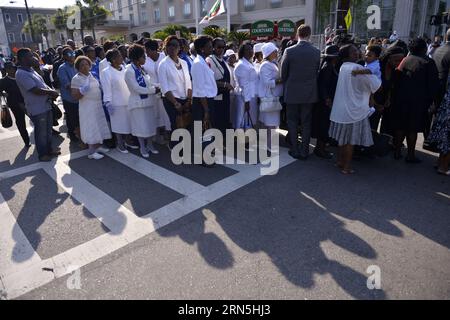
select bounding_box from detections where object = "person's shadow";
[0,168,68,263]
[158,208,234,270]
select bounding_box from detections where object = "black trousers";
[62,100,79,139]
[10,104,30,145]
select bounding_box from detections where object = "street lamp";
[9,0,36,48]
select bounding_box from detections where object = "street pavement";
[0,110,449,300]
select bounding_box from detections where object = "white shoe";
[96,146,110,154]
[88,152,104,160]
[117,146,129,154]
[147,144,160,154]
[140,149,150,158]
[125,143,139,150]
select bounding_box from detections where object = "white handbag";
[260,96,282,113]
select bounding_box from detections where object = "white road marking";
[0,126,297,299]
[106,150,206,196]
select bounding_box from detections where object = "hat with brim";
[322,45,340,58]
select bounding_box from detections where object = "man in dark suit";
[281,25,321,160]
[433,28,450,107]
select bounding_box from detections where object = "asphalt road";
[0,113,449,300]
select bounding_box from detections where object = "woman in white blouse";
[234,43,259,130]
[71,56,111,160]
[101,49,132,154]
[124,44,161,158]
[258,43,284,152]
[158,36,192,149]
[191,36,217,129]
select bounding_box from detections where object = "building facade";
[316,0,448,42]
[95,0,450,43]
[96,0,316,41]
[0,6,68,57]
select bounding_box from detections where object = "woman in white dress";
[101,49,132,153]
[124,44,161,158]
[258,43,284,152]
[71,56,111,160]
[234,43,259,130]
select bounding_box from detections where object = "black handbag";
[1,107,13,128]
[51,101,62,126]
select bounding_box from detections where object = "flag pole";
[195,0,199,35]
[226,0,231,34]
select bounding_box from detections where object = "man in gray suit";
[281,25,321,160]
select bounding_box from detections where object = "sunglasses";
[66,52,76,57]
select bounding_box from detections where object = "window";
[109,2,114,11]
[129,13,134,24]
[128,0,132,6]
[141,11,148,24]
[8,33,14,42]
[200,0,207,15]
[17,14,23,23]
[154,8,160,23]
[168,6,175,18]
[270,0,282,8]
[118,0,122,13]
[184,2,191,16]
[244,0,255,10]
[21,33,27,42]
[5,13,11,23]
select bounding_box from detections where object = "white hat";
[262,42,278,59]
[190,43,195,50]
[225,49,235,57]
[254,43,264,53]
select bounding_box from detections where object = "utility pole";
[24,0,35,48]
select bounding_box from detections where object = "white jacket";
[257,61,283,98]
[101,66,130,107]
[158,56,192,99]
[124,64,158,110]
[234,58,258,102]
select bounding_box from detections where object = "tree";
[202,26,228,39]
[79,0,110,42]
[153,25,193,41]
[51,7,77,42]
[23,14,50,48]
[228,31,250,45]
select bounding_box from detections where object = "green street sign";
[251,20,275,37]
[278,19,296,37]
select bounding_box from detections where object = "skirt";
[129,105,158,138]
[110,105,132,135]
[329,117,374,147]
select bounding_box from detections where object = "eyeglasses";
[66,52,76,57]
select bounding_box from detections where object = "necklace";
[171,57,182,69]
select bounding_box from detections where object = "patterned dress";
[429,88,450,154]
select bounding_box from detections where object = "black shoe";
[69,137,80,143]
[39,155,52,162]
[289,150,307,160]
[405,157,422,164]
[314,149,333,159]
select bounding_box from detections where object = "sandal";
[341,169,356,175]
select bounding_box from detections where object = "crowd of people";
[1,25,449,175]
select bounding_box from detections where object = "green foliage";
[152,24,193,41]
[228,31,250,45]
[22,14,48,38]
[202,26,228,39]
